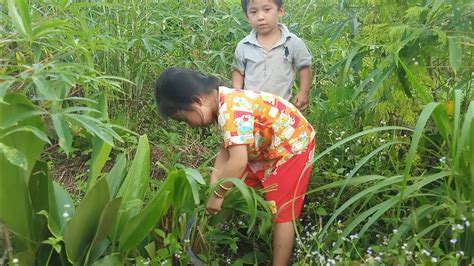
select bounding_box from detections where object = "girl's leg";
[272,221,295,266]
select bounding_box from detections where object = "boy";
[232,0,313,110]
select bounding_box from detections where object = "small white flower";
[349,233,359,240]
[431,257,438,263]
[414,61,419,65]
[62,212,70,218]
[456,251,464,257]
[375,256,381,262]
[450,238,457,244]
[12,258,19,264]
[334,158,339,162]
[64,204,71,208]
[393,229,398,233]
[422,249,431,256]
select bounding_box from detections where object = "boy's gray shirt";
[232,23,312,100]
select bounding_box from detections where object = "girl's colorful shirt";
[217,86,315,177]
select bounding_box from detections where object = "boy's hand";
[206,193,224,215]
[294,90,309,110]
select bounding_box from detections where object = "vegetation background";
[0,0,472,265]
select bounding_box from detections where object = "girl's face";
[172,92,218,127]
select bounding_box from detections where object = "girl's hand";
[206,193,224,215]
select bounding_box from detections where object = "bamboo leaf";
[448,36,462,73]
[7,0,32,38]
[397,57,433,104]
[66,114,114,146]
[51,113,73,154]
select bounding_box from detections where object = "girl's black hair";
[241,0,283,14]
[154,68,220,118]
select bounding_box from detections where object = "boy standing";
[232,0,313,110]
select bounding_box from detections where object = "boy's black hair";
[240,0,283,14]
[154,68,219,118]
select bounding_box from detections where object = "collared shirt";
[232,24,312,100]
[217,86,315,177]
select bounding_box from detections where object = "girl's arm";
[206,144,248,214]
[210,145,229,184]
[293,66,312,110]
[232,70,244,90]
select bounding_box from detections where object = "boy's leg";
[273,221,295,266]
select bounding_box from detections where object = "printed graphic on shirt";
[218,87,315,177]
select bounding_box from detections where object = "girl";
[154,67,315,265]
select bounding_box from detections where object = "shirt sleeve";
[292,37,312,70]
[231,43,246,75]
[218,98,255,147]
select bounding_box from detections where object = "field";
[0,0,473,265]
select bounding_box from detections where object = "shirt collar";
[243,23,291,47]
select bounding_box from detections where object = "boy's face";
[245,0,283,35]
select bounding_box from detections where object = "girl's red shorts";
[244,140,315,223]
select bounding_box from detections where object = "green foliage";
[1,0,472,264]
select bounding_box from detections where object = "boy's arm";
[232,70,244,90]
[206,144,248,214]
[293,66,312,110]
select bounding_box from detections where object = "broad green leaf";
[0,94,46,260]
[28,161,54,241]
[119,180,173,251]
[51,113,73,154]
[87,136,112,192]
[64,178,110,264]
[112,135,150,241]
[85,198,122,264]
[0,142,27,170]
[448,36,462,73]
[39,181,75,238]
[1,110,48,130]
[90,254,121,266]
[105,153,127,198]
[1,125,51,144]
[0,79,15,103]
